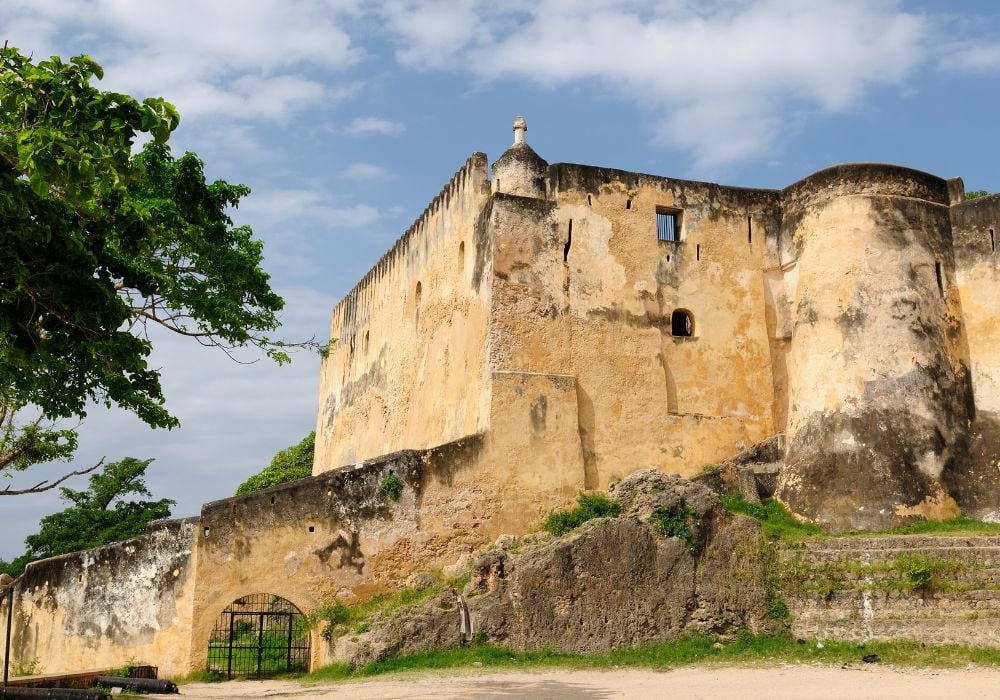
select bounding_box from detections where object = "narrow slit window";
[626,199,632,210]
[990,228,995,253]
[564,220,572,263]
[671,309,694,337]
[935,261,944,295]
[587,194,592,206]
[748,216,752,245]
[696,244,701,261]
[657,210,679,242]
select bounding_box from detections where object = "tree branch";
[1,457,104,496]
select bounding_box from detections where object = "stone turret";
[491,115,548,198]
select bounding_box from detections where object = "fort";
[3,117,1000,677]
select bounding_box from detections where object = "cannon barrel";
[93,677,178,694]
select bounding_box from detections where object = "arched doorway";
[207,594,311,678]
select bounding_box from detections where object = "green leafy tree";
[0,46,317,494]
[235,432,315,495]
[966,190,990,200]
[0,457,173,578]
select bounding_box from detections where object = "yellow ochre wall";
[314,153,493,471]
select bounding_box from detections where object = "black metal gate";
[207,594,310,678]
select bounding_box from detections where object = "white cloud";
[939,43,1000,72]
[2,0,362,122]
[379,0,928,167]
[341,162,390,180]
[345,117,406,135]
[240,189,380,228]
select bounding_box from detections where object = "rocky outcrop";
[337,472,771,667]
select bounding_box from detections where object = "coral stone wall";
[777,165,972,531]
[1,519,199,677]
[314,153,493,471]
[949,194,1000,520]
[543,164,782,488]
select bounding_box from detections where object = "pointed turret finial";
[513,115,527,145]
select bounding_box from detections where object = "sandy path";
[171,665,1000,700]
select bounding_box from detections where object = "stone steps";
[793,588,1000,617]
[794,617,1000,646]
[784,535,1000,647]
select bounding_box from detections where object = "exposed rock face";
[340,472,769,667]
[472,517,696,652]
[334,589,467,668]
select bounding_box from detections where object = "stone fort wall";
[5,135,1000,679]
[314,153,493,470]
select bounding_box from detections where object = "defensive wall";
[4,121,1000,677]
[315,123,1000,531]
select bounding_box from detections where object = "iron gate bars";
[207,594,310,678]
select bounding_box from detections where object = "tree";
[235,432,315,495]
[0,457,173,578]
[0,46,310,494]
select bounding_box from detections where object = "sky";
[3,0,1000,559]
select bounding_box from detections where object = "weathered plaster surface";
[777,165,971,531]
[314,153,493,469]
[3,519,198,676]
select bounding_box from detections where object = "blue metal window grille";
[657,211,678,242]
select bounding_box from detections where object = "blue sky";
[3,0,1000,559]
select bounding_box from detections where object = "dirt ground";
[170,665,1000,700]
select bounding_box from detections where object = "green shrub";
[647,498,700,553]
[765,598,791,621]
[379,474,404,501]
[542,492,622,536]
[309,599,350,641]
[966,190,989,200]
[894,553,935,591]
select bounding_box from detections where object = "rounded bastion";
[775,163,974,531]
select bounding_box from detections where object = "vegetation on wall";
[0,458,173,578]
[235,432,315,495]
[721,494,822,541]
[647,498,700,553]
[542,492,622,536]
[378,473,404,501]
[966,190,990,199]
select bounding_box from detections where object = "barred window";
[657,209,680,242]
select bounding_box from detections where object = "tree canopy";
[0,46,307,494]
[0,457,173,578]
[235,432,315,495]
[0,46,287,430]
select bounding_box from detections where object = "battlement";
[329,152,488,340]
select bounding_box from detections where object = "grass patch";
[721,495,822,541]
[542,492,621,537]
[723,494,1000,543]
[174,670,228,684]
[303,632,1000,682]
[857,516,1000,537]
[310,573,469,641]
